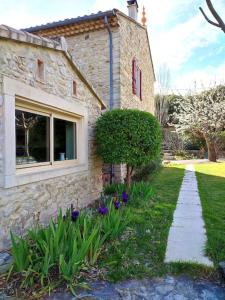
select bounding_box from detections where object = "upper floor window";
[132,58,142,100]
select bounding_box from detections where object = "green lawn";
[195,163,225,265]
[100,165,187,281]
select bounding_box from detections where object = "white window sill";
[4,162,88,188]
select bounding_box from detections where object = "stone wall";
[66,27,121,108]
[66,17,155,184]
[0,80,3,188]
[118,14,155,113]
[0,39,103,250]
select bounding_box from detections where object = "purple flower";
[98,207,109,215]
[114,201,120,209]
[122,191,129,204]
[71,210,79,222]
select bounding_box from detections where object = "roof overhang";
[23,10,119,38]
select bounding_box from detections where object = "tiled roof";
[23,10,117,33]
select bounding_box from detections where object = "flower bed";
[7,192,131,296]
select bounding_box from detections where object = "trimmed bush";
[96,109,162,186]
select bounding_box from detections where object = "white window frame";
[15,105,78,169]
[1,76,88,188]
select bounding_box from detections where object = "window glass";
[54,118,76,161]
[16,110,50,165]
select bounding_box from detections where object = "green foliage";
[183,134,206,151]
[10,232,30,272]
[96,109,162,167]
[59,225,99,284]
[100,201,131,240]
[129,182,154,207]
[217,131,225,151]
[104,183,124,196]
[103,182,154,209]
[132,157,162,182]
[9,202,132,293]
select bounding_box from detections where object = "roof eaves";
[22,10,117,33]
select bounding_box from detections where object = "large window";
[16,108,77,168]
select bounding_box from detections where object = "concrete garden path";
[165,164,213,266]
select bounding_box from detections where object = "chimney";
[127,0,138,21]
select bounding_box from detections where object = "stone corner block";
[0,25,10,38]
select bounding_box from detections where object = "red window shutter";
[132,59,137,95]
[140,70,142,100]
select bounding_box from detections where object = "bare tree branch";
[199,0,225,34]
[199,7,220,27]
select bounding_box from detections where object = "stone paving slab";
[173,207,202,218]
[165,164,213,267]
[172,216,205,229]
[168,227,207,241]
[0,252,13,274]
[43,276,225,300]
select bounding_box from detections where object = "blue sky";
[1,0,225,93]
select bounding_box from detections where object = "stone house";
[0,0,155,249]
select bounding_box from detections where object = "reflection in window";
[16,110,50,165]
[54,118,76,161]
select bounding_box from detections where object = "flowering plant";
[122,191,129,204]
[98,207,109,215]
[71,210,79,222]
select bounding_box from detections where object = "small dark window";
[37,59,45,81]
[85,34,90,40]
[72,80,77,96]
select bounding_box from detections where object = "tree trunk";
[25,129,30,158]
[205,137,217,162]
[126,165,133,188]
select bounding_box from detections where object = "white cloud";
[172,62,225,93]
[89,0,124,14]
[152,13,220,71]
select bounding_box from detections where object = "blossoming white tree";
[174,86,225,162]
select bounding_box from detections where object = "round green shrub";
[96,109,162,167]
